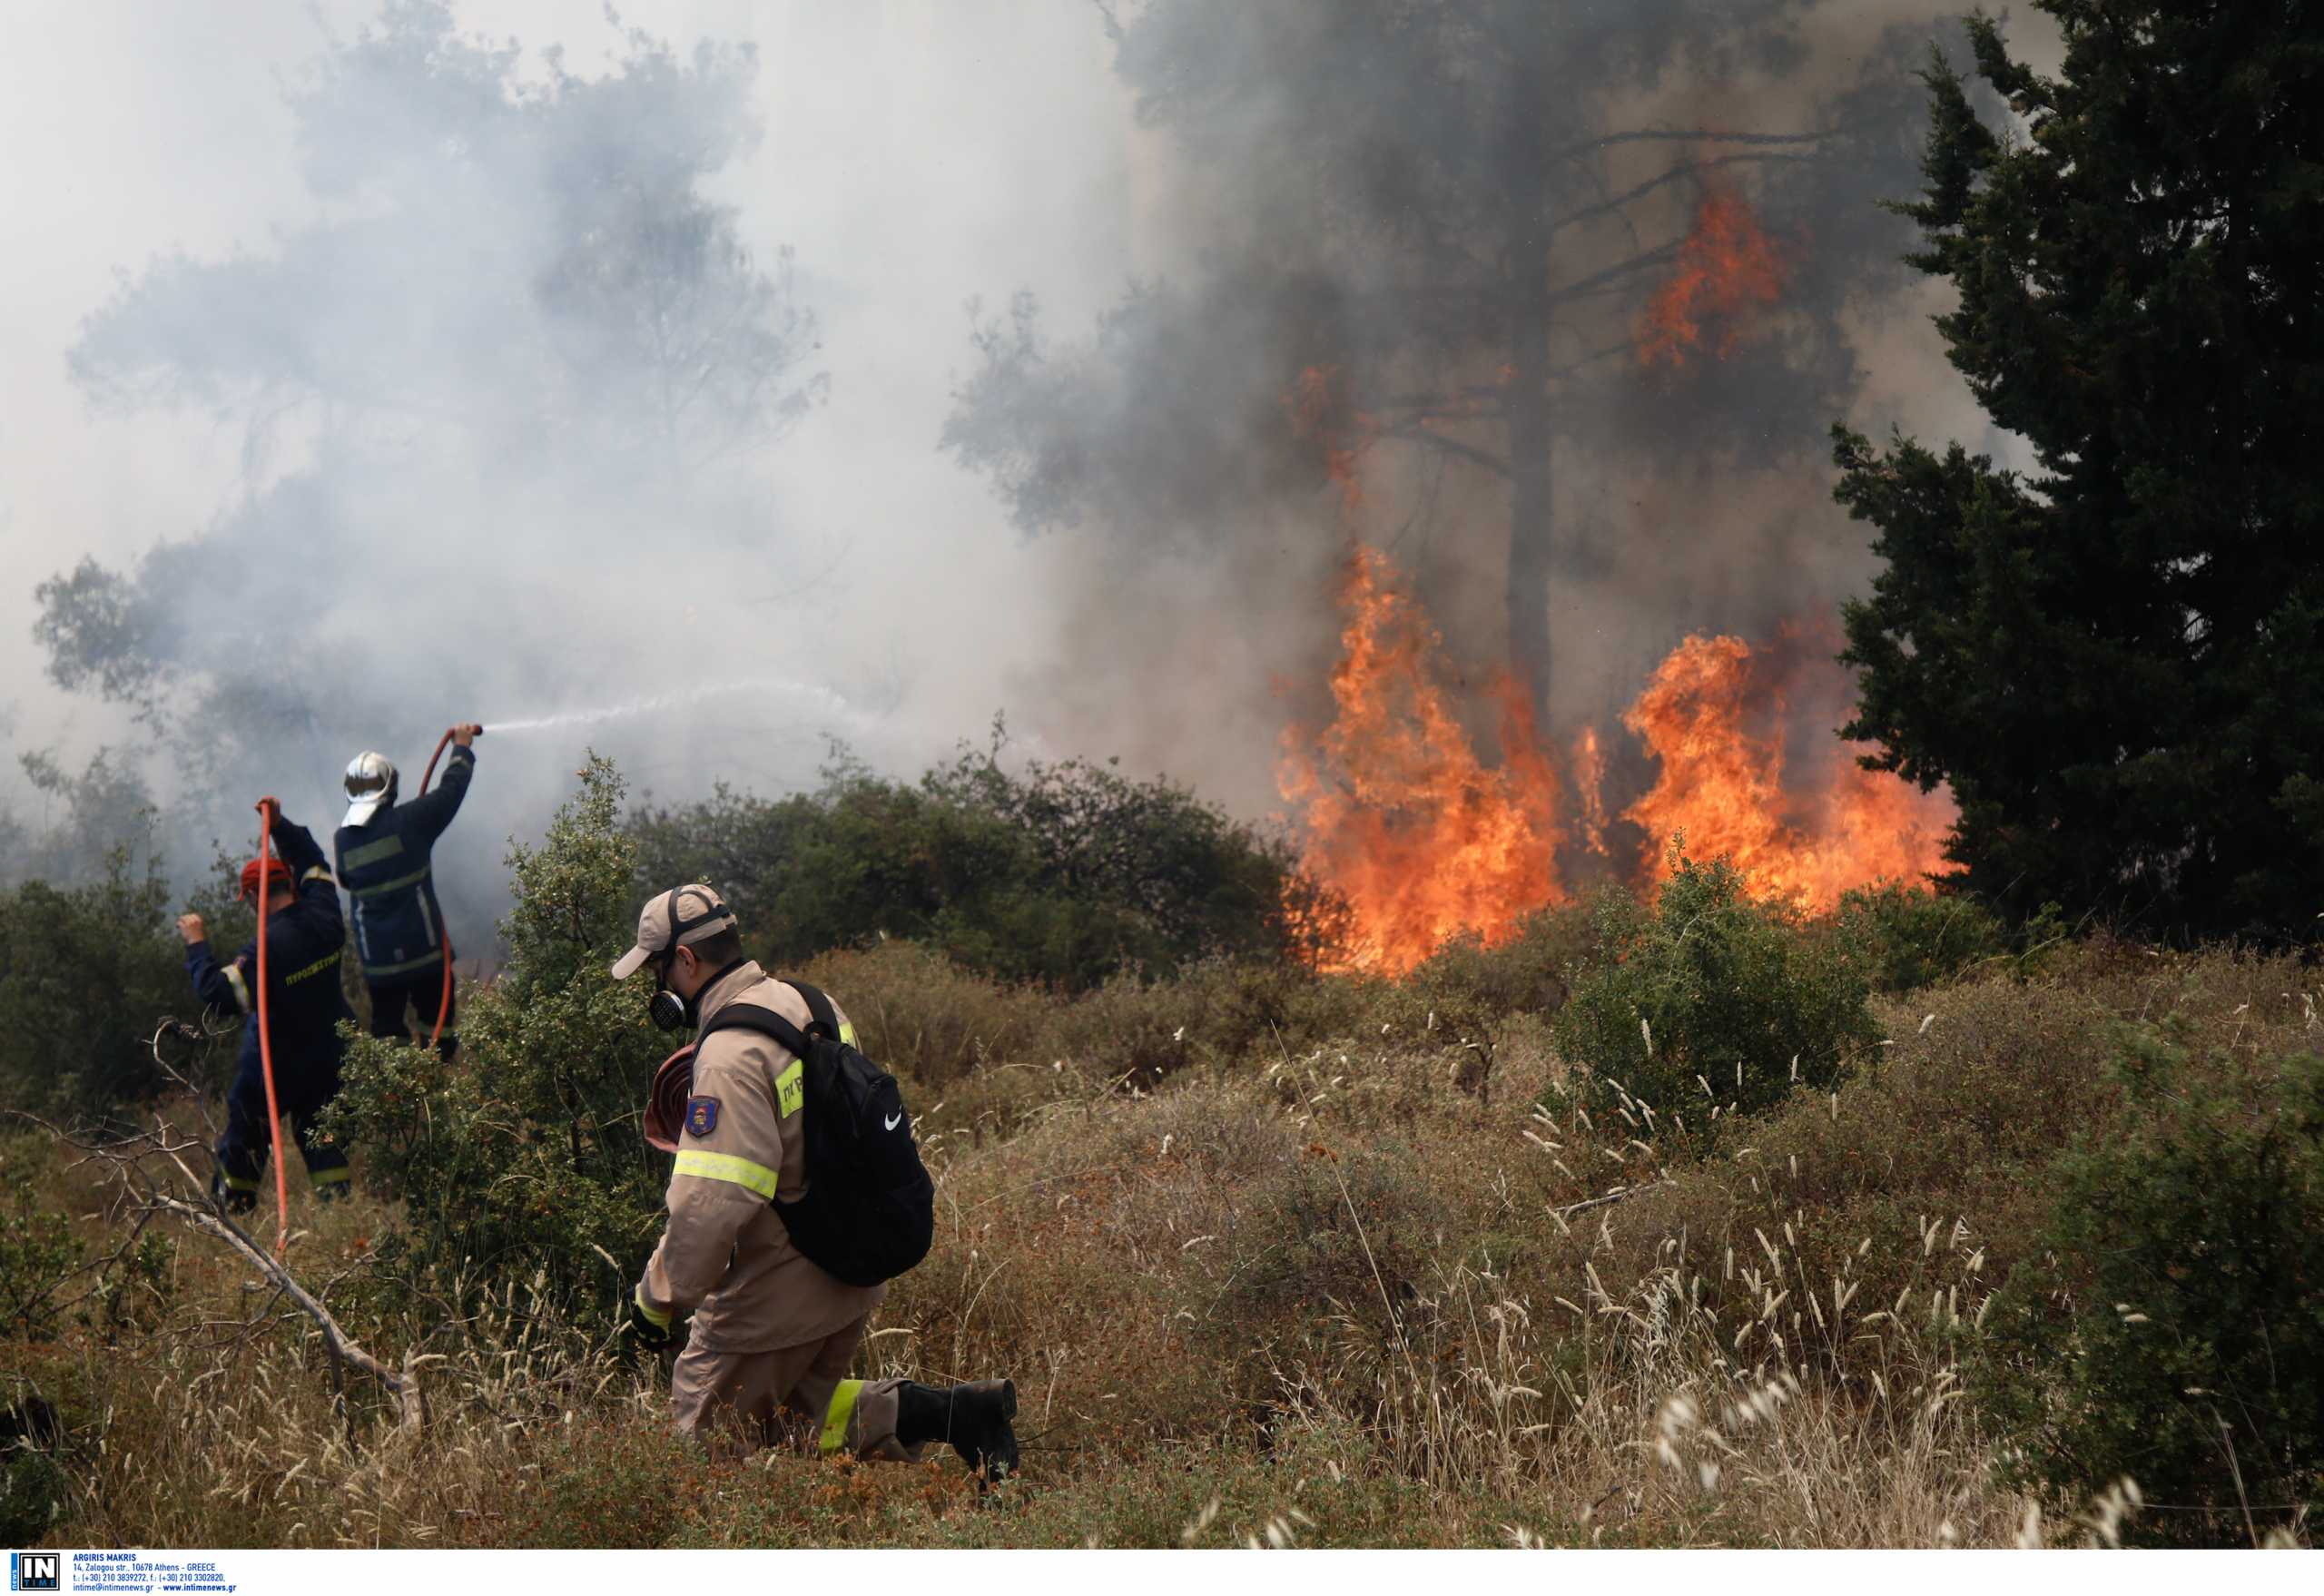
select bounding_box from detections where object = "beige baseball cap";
[609,883,740,980]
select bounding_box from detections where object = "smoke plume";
[1,0,2059,957]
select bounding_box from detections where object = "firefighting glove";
[623,1286,678,1354]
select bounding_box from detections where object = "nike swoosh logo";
[883,1111,903,1131]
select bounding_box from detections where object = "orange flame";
[1638,189,1787,367]
[1280,547,1562,973]
[1573,725,1610,858]
[1619,632,1955,908]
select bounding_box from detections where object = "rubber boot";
[210,1171,257,1217]
[897,1379,1019,1482]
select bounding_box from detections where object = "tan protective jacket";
[635,961,884,1352]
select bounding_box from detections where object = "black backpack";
[696,980,935,1288]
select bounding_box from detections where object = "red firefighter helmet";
[644,1044,697,1154]
[237,855,295,903]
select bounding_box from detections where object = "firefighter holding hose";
[179,801,357,1211]
[334,723,481,1059]
[613,883,1019,1478]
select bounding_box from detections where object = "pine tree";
[1834,4,2324,941]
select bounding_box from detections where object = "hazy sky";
[0,2,1157,798]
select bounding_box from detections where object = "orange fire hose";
[251,796,291,1255]
[416,728,461,1051]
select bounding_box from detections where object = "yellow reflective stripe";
[351,864,431,899]
[221,1173,260,1192]
[340,832,405,870]
[364,949,445,977]
[671,1149,780,1199]
[840,1022,855,1047]
[282,951,340,987]
[632,1283,673,1330]
[300,865,334,886]
[222,964,252,1014]
[776,1059,804,1118]
[820,1378,864,1454]
[309,1167,351,1187]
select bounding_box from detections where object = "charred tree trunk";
[1505,336,1555,719]
[1502,54,1558,723]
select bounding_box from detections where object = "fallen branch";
[149,1186,426,1432]
[142,1135,427,1433]
[11,1066,427,1433]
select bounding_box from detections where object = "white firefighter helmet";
[342,751,399,828]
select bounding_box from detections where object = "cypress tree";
[1834,3,2324,942]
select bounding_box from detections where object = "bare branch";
[1552,127,1840,168]
[1551,151,1817,238]
[1545,241,1684,309]
[8,1098,428,1433]
[1376,424,1512,478]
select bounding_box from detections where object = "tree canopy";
[1834,4,2324,942]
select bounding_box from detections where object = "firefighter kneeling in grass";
[178,802,358,1212]
[614,884,1019,1478]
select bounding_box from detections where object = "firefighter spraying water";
[334,723,483,1060]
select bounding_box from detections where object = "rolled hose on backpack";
[645,1044,696,1154]
[416,728,459,1050]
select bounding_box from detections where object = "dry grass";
[9,943,2317,1548]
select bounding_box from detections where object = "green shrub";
[629,735,1331,990]
[1835,881,2008,993]
[1409,903,1593,1019]
[1974,1024,2324,1544]
[1039,968,1204,1088]
[328,754,671,1325]
[0,1433,68,1547]
[1164,955,1370,1070]
[0,1138,83,1340]
[0,852,186,1124]
[1549,853,1878,1121]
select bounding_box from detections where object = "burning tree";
[1834,6,2324,941]
[947,0,1935,722]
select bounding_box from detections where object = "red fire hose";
[415,727,466,1051]
[251,795,291,1254]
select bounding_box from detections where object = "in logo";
[11,1552,60,1592]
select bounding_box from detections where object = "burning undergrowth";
[1280,548,1956,976]
[1276,548,1564,974]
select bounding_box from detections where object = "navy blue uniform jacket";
[333,745,474,981]
[185,817,356,1074]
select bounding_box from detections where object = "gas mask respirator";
[648,950,690,1033]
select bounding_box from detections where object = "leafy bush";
[1408,903,1593,1019]
[1550,854,1878,1121]
[0,1138,83,1340]
[0,1424,68,1546]
[328,754,671,1325]
[1835,881,2007,993]
[1974,1024,2324,1544]
[0,851,188,1124]
[629,734,1332,990]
